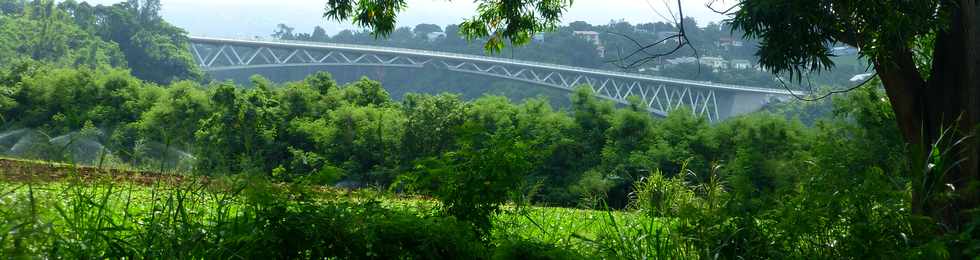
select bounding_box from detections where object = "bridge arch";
[189,36,795,121]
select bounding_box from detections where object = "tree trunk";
[877,0,979,235]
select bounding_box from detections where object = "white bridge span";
[188,36,796,121]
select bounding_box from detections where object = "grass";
[2,156,922,259]
[0,164,660,258]
[494,205,645,253]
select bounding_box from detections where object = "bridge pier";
[715,92,773,120]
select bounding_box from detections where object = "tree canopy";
[0,0,201,84]
[318,0,979,252]
[323,0,572,52]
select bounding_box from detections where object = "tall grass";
[0,173,489,258]
[0,142,960,259]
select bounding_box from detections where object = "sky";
[85,0,737,38]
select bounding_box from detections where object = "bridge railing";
[190,35,805,95]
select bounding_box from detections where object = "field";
[0,159,662,259]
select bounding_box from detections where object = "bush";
[492,238,586,260]
[398,127,532,236]
[630,169,698,218]
[0,176,490,259]
[232,199,488,259]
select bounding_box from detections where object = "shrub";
[492,238,586,260]
[630,169,698,218]
[398,128,532,236]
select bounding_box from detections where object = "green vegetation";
[0,0,200,84]
[279,16,867,89]
[2,60,975,257]
[0,0,976,258]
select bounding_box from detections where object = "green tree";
[648,107,715,178]
[0,1,124,68]
[412,23,442,38]
[569,86,614,168]
[400,93,467,161]
[401,125,532,236]
[139,80,211,147]
[320,0,978,246]
[194,79,284,174]
[272,23,295,40]
[323,0,572,52]
[729,0,978,238]
[600,98,656,179]
[323,104,405,184]
[341,76,391,107]
[92,0,201,84]
[0,0,24,15]
[311,26,329,41]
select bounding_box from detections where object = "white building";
[573,31,601,45]
[573,31,605,57]
[716,36,744,50]
[665,56,697,66]
[699,56,728,69]
[730,59,752,69]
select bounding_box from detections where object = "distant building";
[665,56,698,66]
[716,36,744,50]
[730,59,752,69]
[699,56,728,69]
[573,31,600,45]
[638,66,660,72]
[573,31,605,57]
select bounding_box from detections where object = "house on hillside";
[716,36,744,50]
[731,59,752,69]
[573,31,605,57]
[699,56,728,69]
[664,56,697,67]
[573,31,600,45]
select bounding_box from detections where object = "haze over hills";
[84,0,735,37]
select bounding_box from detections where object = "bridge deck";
[189,36,799,95]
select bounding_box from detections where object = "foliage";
[0,54,953,259]
[733,0,978,250]
[88,0,202,83]
[399,127,532,235]
[0,177,488,259]
[0,0,201,84]
[0,1,125,68]
[492,238,586,260]
[280,18,867,89]
[323,0,572,53]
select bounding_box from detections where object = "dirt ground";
[0,158,191,185]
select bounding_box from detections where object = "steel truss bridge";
[188,36,797,121]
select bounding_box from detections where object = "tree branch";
[606,0,699,71]
[775,72,878,101]
[706,0,741,15]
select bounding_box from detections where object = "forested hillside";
[0,0,200,84]
[272,19,869,88]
